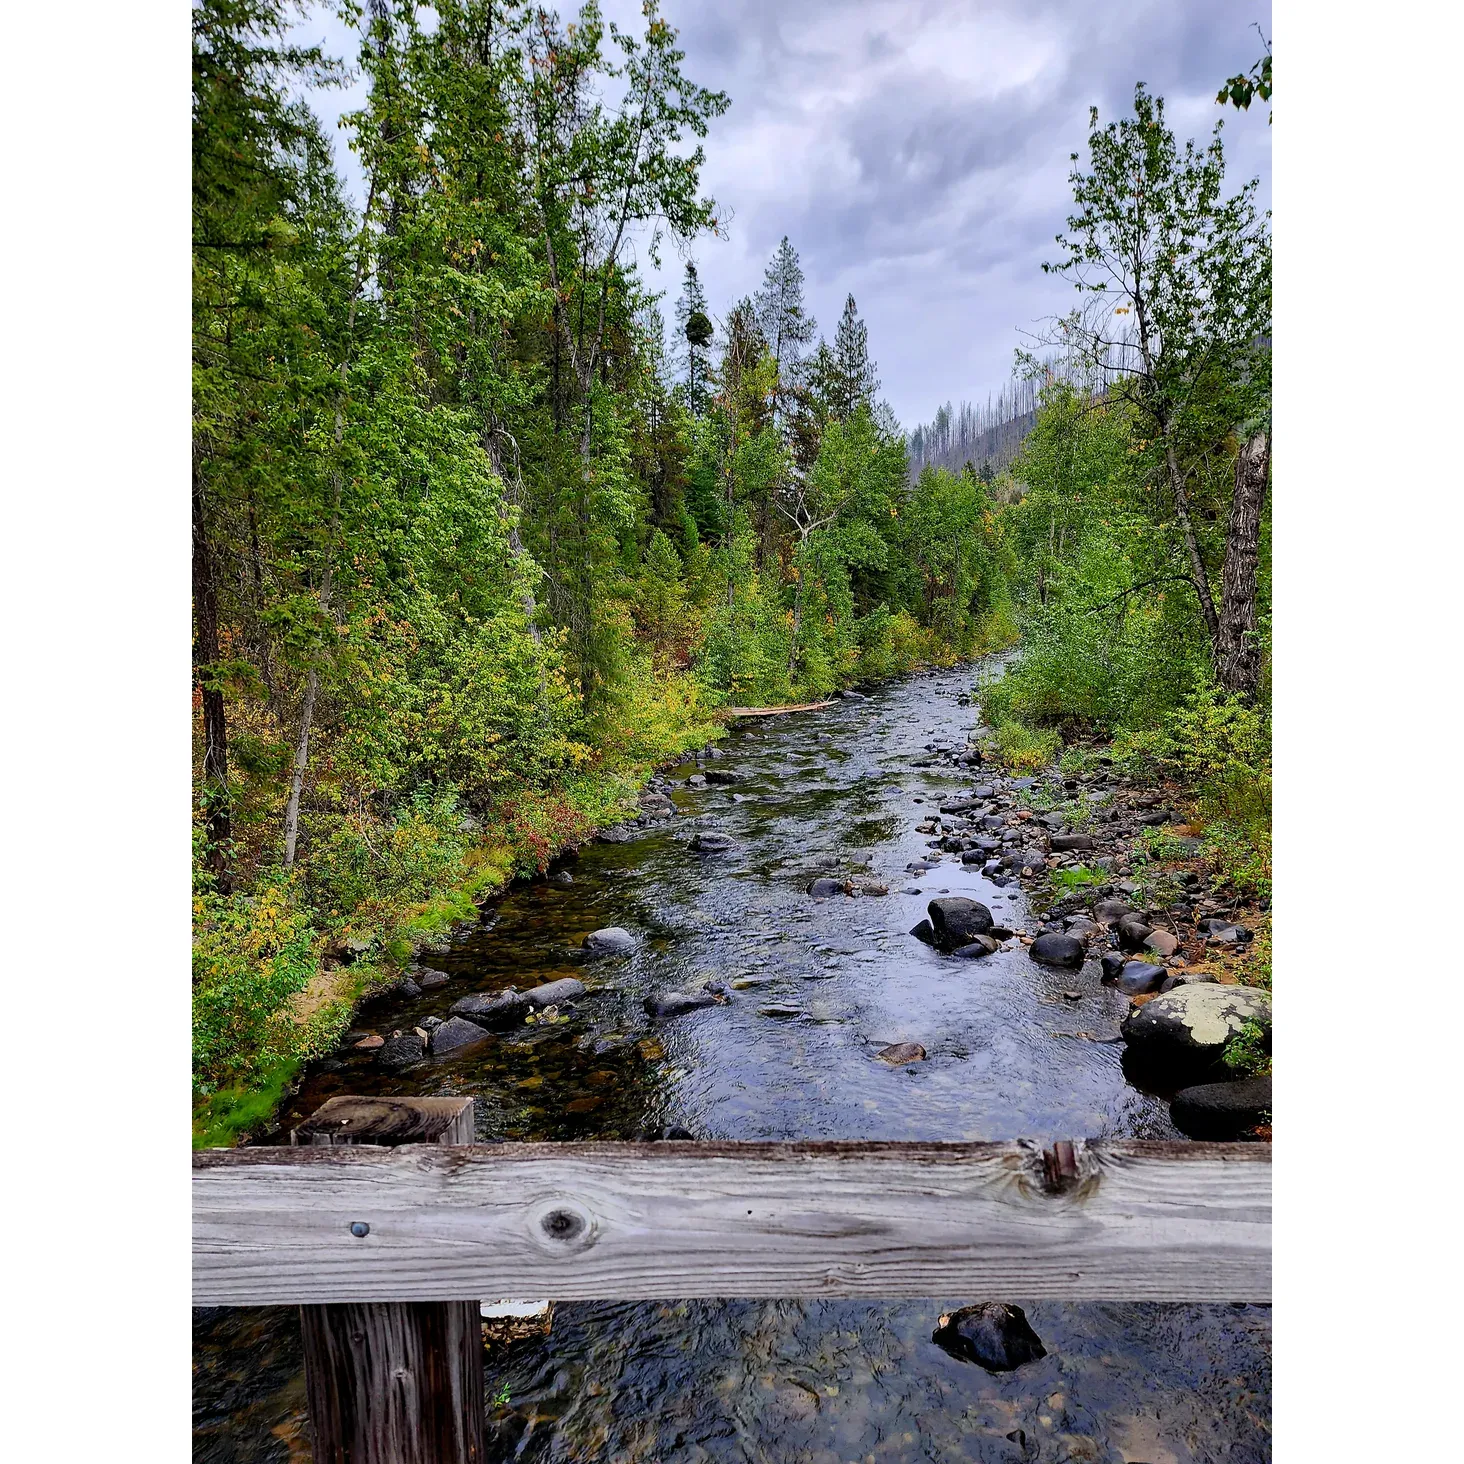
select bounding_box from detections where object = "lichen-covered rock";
[1121,983,1271,1078]
[932,1303,1047,1372]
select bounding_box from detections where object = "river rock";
[1117,916,1154,952]
[877,1042,927,1064]
[932,1303,1047,1373]
[377,1031,426,1069]
[1050,833,1095,852]
[927,896,995,950]
[1094,898,1133,924]
[1159,969,1220,993]
[689,831,734,853]
[807,877,846,898]
[397,977,422,998]
[1143,929,1181,959]
[1107,960,1167,996]
[686,772,707,787]
[1120,983,1272,1078]
[525,978,586,1009]
[583,926,637,957]
[352,1034,385,1050]
[705,769,742,785]
[952,935,999,958]
[450,990,531,1031]
[417,969,449,989]
[1029,932,1085,969]
[430,1017,493,1057]
[910,918,938,946]
[1170,1076,1272,1139]
[644,990,721,1019]
[638,792,675,819]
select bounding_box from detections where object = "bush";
[993,718,1060,772]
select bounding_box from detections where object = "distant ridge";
[907,378,1040,478]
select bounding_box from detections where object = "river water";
[193,660,1271,1463]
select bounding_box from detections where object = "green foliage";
[1222,1019,1271,1078]
[993,719,1060,772]
[1051,865,1105,892]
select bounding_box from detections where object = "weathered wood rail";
[194,1097,1270,1461]
[195,1115,1270,1306]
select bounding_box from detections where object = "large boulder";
[525,978,586,1009]
[1121,983,1272,1080]
[1170,1076,1272,1139]
[1028,932,1085,970]
[932,1303,1047,1372]
[926,897,994,950]
[450,990,531,1031]
[1094,898,1134,924]
[430,1016,494,1057]
[582,927,636,957]
[1143,929,1181,959]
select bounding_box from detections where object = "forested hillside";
[907,381,1039,479]
[191,0,1017,1141]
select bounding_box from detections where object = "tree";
[1218,29,1271,124]
[827,293,881,420]
[753,236,817,419]
[1043,84,1271,696]
[675,260,714,410]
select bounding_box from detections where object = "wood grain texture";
[195,1139,1270,1304]
[293,1096,476,1148]
[292,1096,484,1464]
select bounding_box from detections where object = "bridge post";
[292,1096,484,1464]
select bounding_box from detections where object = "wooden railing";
[193,1096,1271,1462]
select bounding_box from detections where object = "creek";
[194,659,1270,1463]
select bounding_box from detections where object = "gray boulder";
[1121,983,1272,1079]
[1050,833,1095,852]
[645,990,721,1019]
[927,897,994,950]
[430,1017,494,1057]
[525,978,586,1008]
[377,1031,426,1070]
[1029,932,1085,969]
[689,831,734,853]
[1171,1076,1272,1139]
[807,877,846,898]
[1106,960,1167,996]
[583,926,636,957]
[450,990,531,1031]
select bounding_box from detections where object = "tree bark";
[192,456,231,888]
[1163,440,1220,644]
[1213,430,1271,699]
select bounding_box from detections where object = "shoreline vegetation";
[193,3,1269,1145]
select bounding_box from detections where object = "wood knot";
[532,1201,596,1254]
[1041,1140,1081,1194]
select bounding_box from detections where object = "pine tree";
[753,236,816,417]
[830,294,880,420]
[674,261,714,412]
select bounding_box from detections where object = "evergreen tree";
[829,293,880,419]
[675,260,714,411]
[753,235,817,417]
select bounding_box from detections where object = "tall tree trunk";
[1163,441,1221,643]
[192,456,231,889]
[1213,430,1271,699]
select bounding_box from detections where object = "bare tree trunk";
[1164,441,1221,643]
[1213,430,1270,699]
[192,456,231,889]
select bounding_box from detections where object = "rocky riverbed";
[194,658,1270,1464]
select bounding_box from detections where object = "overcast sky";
[291,0,1272,431]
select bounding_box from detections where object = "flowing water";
[193,660,1271,1463]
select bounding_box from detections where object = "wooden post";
[292,1097,484,1464]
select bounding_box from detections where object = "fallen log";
[721,700,836,717]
